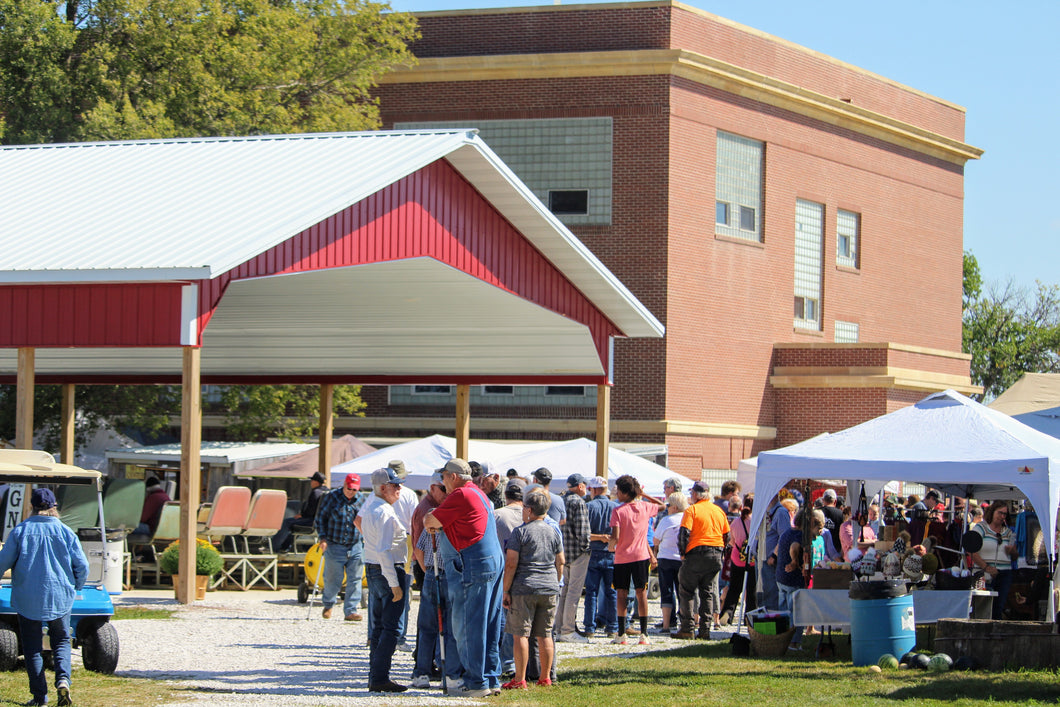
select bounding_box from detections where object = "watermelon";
[928,654,952,673]
[877,654,900,670]
[913,654,931,670]
[900,651,918,665]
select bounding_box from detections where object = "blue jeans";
[414,571,462,682]
[989,569,1014,620]
[442,540,503,691]
[323,541,363,617]
[272,516,309,551]
[776,581,804,645]
[759,560,779,611]
[367,564,408,686]
[657,557,681,610]
[583,551,617,634]
[18,613,71,703]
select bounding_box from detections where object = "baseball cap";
[31,487,57,510]
[587,476,608,489]
[371,467,404,487]
[444,458,473,476]
[505,479,525,500]
[691,481,709,494]
[430,471,445,487]
[532,467,552,484]
[344,473,361,490]
[567,473,588,487]
[933,503,946,512]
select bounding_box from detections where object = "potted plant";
[159,538,224,600]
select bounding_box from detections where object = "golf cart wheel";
[647,575,661,601]
[297,581,310,604]
[0,624,18,671]
[81,621,119,674]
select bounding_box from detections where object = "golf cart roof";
[0,451,101,485]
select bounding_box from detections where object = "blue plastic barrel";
[849,582,916,666]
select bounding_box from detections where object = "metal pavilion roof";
[0,130,662,384]
[0,130,661,340]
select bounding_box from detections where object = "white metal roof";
[0,130,662,340]
[105,441,317,466]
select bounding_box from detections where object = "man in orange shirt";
[674,482,730,639]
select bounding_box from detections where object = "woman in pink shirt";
[609,475,663,645]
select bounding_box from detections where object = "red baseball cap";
[933,503,946,512]
[344,473,361,490]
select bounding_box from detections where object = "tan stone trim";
[772,341,973,362]
[379,49,982,165]
[770,366,982,395]
[194,414,775,439]
[405,1,966,115]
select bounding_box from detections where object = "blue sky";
[390,0,1059,290]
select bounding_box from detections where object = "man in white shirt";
[361,468,409,693]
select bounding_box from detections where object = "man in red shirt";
[423,459,504,698]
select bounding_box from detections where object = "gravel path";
[110,587,732,706]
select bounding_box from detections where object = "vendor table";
[791,589,997,627]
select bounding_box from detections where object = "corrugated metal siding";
[0,283,183,347]
[201,160,620,367]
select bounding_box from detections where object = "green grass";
[0,670,186,707]
[494,638,1060,707]
[111,606,175,621]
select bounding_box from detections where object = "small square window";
[548,190,589,215]
[794,296,818,322]
[716,201,730,226]
[545,386,585,396]
[739,206,756,232]
[412,385,452,395]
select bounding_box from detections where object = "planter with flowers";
[159,538,224,600]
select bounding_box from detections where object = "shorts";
[506,593,558,638]
[613,559,650,590]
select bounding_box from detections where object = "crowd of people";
[309,457,754,695]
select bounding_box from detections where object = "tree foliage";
[962,252,1060,401]
[0,0,418,143]
[0,0,413,444]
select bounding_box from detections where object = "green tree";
[0,0,413,444]
[962,252,1060,401]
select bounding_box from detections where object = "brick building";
[356,0,981,479]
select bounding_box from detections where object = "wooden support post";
[15,348,34,450]
[455,384,470,460]
[177,346,202,605]
[596,384,611,480]
[319,384,334,487]
[60,384,76,464]
[16,348,35,520]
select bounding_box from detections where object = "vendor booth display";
[749,389,1060,622]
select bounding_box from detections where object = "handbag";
[736,517,751,565]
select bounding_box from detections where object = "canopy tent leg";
[455,384,469,460]
[177,346,202,605]
[15,348,35,521]
[596,384,611,479]
[318,384,334,487]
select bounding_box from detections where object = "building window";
[715,131,764,242]
[835,321,860,343]
[395,117,612,225]
[837,209,860,268]
[794,199,824,330]
[481,385,514,396]
[545,386,585,396]
[548,189,589,215]
[412,385,453,395]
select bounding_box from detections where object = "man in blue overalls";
[424,458,504,698]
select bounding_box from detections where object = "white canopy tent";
[1014,406,1060,441]
[748,390,1060,565]
[329,434,679,496]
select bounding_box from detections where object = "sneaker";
[611,634,628,645]
[396,641,414,653]
[625,626,640,636]
[455,685,492,698]
[322,607,332,619]
[57,681,71,707]
[536,677,552,686]
[557,632,588,643]
[344,613,363,621]
[502,679,527,690]
[638,634,651,646]
[368,680,408,693]
[444,678,465,695]
[410,675,431,689]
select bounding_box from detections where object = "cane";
[307,553,325,621]
[431,532,447,694]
